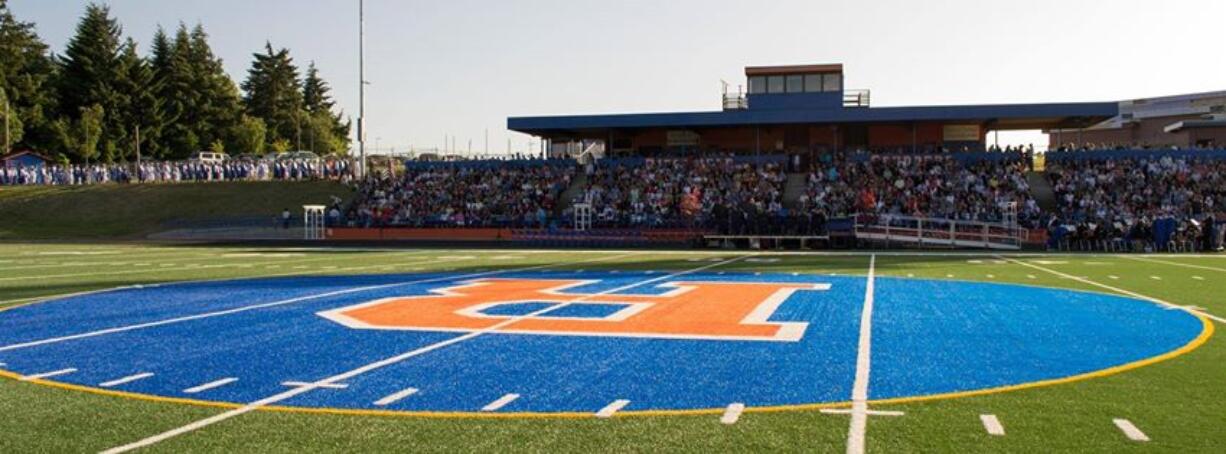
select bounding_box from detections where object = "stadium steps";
[783,173,808,209]
[555,171,590,216]
[1026,171,1058,213]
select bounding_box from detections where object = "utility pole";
[3,96,10,155]
[135,125,141,182]
[358,0,367,177]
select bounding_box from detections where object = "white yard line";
[1125,256,1226,273]
[183,378,238,394]
[99,372,155,388]
[480,393,520,412]
[845,254,878,454]
[0,252,638,353]
[595,399,631,418]
[100,255,747,453]
[721,403,746,425]
[19,368,77,381]
[980,414,1005,436]
[1113,418,1150,442]
[998,257,1226,325]
[373,387,419,406]
[0,251,429,283]
[0,250,221,273]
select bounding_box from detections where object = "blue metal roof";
[507,101,1118,134]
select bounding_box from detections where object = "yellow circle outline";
[0,314,1210,419]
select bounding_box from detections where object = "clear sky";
[10,0,1226,154]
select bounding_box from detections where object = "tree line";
[0,1,351,163]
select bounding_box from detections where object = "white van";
[190,151,229,164]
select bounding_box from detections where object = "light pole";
[358,0,367,177]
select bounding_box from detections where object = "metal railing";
[843,89,871,108]
[853,214,1025,250]
[723,93,748,110]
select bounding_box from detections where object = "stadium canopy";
[507,63,1118,154]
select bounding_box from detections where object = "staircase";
[554,170,589,217]
[783,173,808,209]
[1026,171,1058,213]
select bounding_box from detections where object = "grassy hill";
[0,181,354,240]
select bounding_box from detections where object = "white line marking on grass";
[999,257,1226,325]
[596,399,630,418]
[721,403,745,424]
[845,254,878,454]
[0,253,635,353]
[1113,418,1150,442]
[20,368,77,381]
[183,378,238,394]
[1126,256,1226,273]
[980,414,1005,436]
[99,372,154,388]
[821,408,903,417]
[373,387,419,406]
[481,393,520,412]
[101,255,745,453]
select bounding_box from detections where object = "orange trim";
[745,63,843,76]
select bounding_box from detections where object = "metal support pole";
[358,0,367,177]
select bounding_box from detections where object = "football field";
[0,243,1223,453]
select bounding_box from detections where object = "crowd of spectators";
[1046,155,1225,250]
[797,153,1042,228]
[344,160,573,228]
[0,159,353,186]
[568,156,798,234]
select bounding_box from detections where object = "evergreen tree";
[54,104,105,164]
[187,24,241,152]
[57,3,125,156]
[301,62,351,155]
[0,0,57,150]
[242,42,304,150]
[113,38,162,162]
[145,26,179,158]
[0,87,23,150]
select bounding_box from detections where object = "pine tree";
[301,62,351,155]
[151,24,201,157]
[113,38,162,162]
[0,0,57,150]
[187,24,241,152]
[242,42,304,151]
[57,3,125,157]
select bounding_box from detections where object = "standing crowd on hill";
[0,159,354,186]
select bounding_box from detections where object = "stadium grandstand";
[317,64,1226,253]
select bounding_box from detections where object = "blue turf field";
[0,271,1204,414]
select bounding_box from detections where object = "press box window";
[804,74,823,92]
[823,73,842,92]
[768,76,785,94]
[748,76,767,94]
[786,75,804,93]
